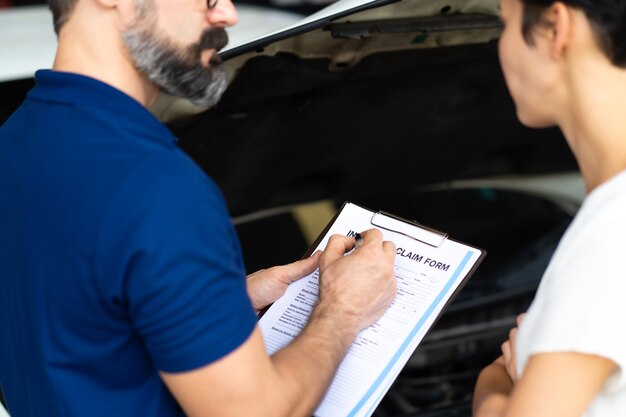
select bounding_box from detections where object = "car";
[0,0,585,415]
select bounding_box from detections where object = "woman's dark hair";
[520,0,626,67]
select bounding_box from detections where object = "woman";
[472,0,626,416]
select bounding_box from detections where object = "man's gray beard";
[122,26,228,108]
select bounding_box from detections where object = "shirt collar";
[29,70,179,146]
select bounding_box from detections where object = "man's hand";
[246,251,321,314]
[314,229,397,335]
[162,229,399,417]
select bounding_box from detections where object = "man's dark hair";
[520,0,626,67]
[48,0,79,34]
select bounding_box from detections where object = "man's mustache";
[192,27,229,65]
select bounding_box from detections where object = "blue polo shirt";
[0,70,257,417]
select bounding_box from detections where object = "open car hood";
[164,0,578,218]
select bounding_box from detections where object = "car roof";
[0,5,56,82]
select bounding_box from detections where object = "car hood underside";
[169,38,576,217]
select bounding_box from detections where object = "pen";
[354,233,363,249]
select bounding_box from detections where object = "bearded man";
[0,0,399,416]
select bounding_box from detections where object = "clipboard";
[259,201,486,417]
[301,200,485,334]
[305,200,476,253]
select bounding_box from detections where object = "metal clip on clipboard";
[370,211,448,248]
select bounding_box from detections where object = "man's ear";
[93,0,137,25]
[93,0,118,8]
[545,2,572,60]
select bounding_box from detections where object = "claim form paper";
[258,202,486,417]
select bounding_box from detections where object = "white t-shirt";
[516,170,626,416]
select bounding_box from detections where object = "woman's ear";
[545,2,573,60]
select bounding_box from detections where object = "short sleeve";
[518,203,626,392]
[94,152,257,372]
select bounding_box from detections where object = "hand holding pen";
[315,229,397,332]
[353,232,364,250]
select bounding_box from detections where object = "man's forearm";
[268,302,361,417]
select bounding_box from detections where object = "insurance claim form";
[258,202,485,417]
